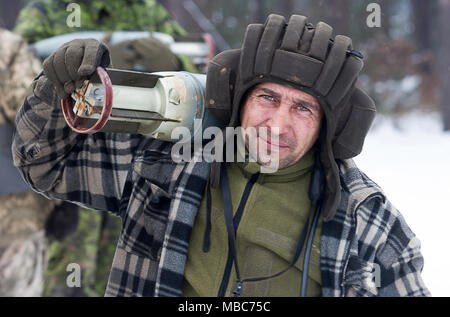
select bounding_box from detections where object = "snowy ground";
[354,111,450,297]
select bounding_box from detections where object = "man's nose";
[267,104,291,134]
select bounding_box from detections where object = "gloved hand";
[43,38,110,99]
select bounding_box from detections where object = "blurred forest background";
[1,0,450,130]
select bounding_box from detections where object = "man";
[14,0,196,296]
[12,14,430,296]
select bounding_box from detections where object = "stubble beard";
[242,127,300,170]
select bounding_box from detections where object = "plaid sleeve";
[375,201,431,297]
[12,74,144,217]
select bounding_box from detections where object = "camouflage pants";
[43,209,121,297]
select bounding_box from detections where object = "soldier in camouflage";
[15,0,186,44]
[0,28,55,297]
[15,0,196,296]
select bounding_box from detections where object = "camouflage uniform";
[15,0,186,44]
[42,210,111,297]
[0,28,55,297]
[15,0,194,297]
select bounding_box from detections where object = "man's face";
[240,82,324,169]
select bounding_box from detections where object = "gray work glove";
[43,38,110,99]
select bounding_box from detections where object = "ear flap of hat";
[318,118,342,222]
[205,49,241,124]
[332,88,376,159]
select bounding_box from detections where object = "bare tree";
[0,0,23,30]
[248,0,267,23]
[409,0,440,112]
[300,0,351,35]
[159,0,230,51]
[159,0,202,33]
[269,0,294,18]
[411,0,437,51]
[436,0,450,130]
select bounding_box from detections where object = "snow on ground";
[354,111,450,297]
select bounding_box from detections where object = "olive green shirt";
[183,149,322,297]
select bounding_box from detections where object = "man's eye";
[260,94,275,102]
[297,105,310,112]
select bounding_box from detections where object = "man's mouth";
[259,136,290,150]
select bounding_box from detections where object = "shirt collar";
[234,146,316,183]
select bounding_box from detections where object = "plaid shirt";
[12,74,430,297]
